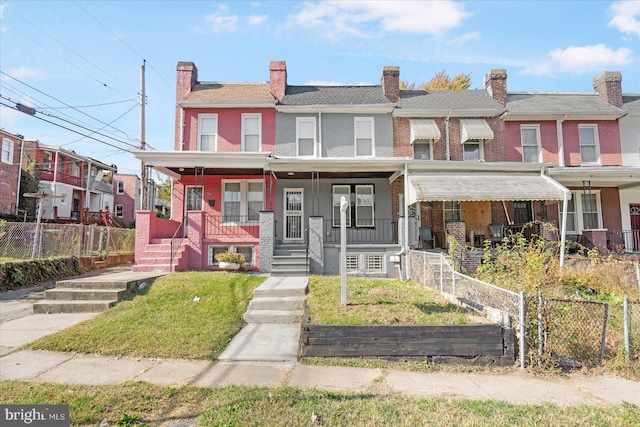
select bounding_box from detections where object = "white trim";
[559,190,603,233]
[208,245,255,266]
[520,124,542,163]
[221,179,264,220]
[1,138,14,164]
[241,113,262,152]
[355,184,375,227]
[115,204,124,218]
[332,185,351,227]
[412,140,433,160]
[284,188,304,242]
[410,119,441,142]
[462,140,484,161]
[296,116,317,157]
[116,180,125,195]
[197,114,218,151]
[578,124,601,165]
[460,119,494,143]
[184,186,203,212]
[354,117,375,157]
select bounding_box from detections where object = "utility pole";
[140,60,147,210]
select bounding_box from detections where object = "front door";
[631,204,640,252]
[284,188,303,242]
[184,186,203,234]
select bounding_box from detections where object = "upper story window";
[42,152,52,169]
[1,138,14,164]
[70,162,81,177]
[521,125,541,163]
[355,117,374,157]
[242,114,261,152]
[58,156,65,173]
[198,114,218,151]
[296,117,316,156]
[117,180,125,194]
[410,119,439,160]
[578,125,599,164]
[463,140,483,161]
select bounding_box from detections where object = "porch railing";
[323,219,398,244]
[204,214,260,238]
[607,230,640,253]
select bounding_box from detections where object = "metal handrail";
[169,218,186,272]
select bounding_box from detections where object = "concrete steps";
[270,244,308,277]
[33,271,164,314]
[243,276,308,324]
[133,241,186,273]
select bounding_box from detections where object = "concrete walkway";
[1,269,640,407]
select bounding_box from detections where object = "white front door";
[284,188,303,241]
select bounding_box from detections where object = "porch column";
[187,210,205,270]
[259,211,275,272]
[308,216,324,274]
[135,211,153,259]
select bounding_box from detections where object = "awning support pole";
[559,190,569,268]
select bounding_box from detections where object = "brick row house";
[113,173,141,224]
[0,129,25,219]
[132,61,640,274]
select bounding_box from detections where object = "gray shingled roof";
[279,85,393,105]
[397,90,505,111]
[622,94,640,115]
[507,92,624,115]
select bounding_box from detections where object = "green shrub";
[0,257,83,291]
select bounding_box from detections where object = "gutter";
[540,168,572,268]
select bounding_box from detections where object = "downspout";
[541,169,570,267]
[86,161,92,210]
[403,162,409,279]
[445,110,451,160]
[557,114,567,167]
[16,138,25,214]
[318,107,322,157]
[180,107,185,151]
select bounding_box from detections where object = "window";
[1,139,14,164]
[186,187,203,211]
[413,142,432,160]
[332,185,351,227]
[198,114,218,151]
[223,181,263,222]
[209,245,254,266]
[463,141,482,161]
[579,125,599,164]
[242,114,261,151]
[70,162,81,177]
[444,201,461,222]
[521,125,541,163]
[42,152,52,169]
[296,117,316,156]
[342,253,386,274]
[559,192,602,233]
[115,205,124,218]
[513,201,533,224]
[354,117,374,156]
[57,157,65,173]
[117,180,125,194]
[355,185,374,227]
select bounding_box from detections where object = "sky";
[1,0,639,178]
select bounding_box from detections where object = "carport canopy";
[407,172,568,205]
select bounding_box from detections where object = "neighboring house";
[503,72,639,253]
[0,129,24,218]
[24,141,117,223]
[133,60,636,274]
[113,173,141,223]
[619,91,640,251]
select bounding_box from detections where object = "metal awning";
[408,172,568,204]
[410,119,441,143]
[460,119,494,143]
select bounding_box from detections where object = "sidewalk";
[1,269,640,406]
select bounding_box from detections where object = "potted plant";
[214,251,245,271]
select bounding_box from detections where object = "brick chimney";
[381,66,400,102]
[593,71,622,108]
[176,61,198,101]
[269,61,287,101]
[484,69,507,106]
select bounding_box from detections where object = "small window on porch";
[208,245,254,266]
[444,201,461,222]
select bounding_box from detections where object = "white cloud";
[522,44,634,76]
[205,12,239,33]
[448,31,480,46]
[609,1,640,37]
[306,80,346,86]
[287,0,470,39]
[248,14,267,26]
[0,4,5,19]
[7,66,42,79]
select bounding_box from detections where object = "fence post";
[538,293,543,359]
[105,225,111,260]
[624,296,630,362]
[600,303,609,362]
[440,253,444,292]
[519,291,526,369]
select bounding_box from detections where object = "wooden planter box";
[300,323,514,365]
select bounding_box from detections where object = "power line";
[40,99,138,110]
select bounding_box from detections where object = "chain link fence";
[0,222,134,261]
[407,249,639,368]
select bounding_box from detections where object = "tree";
[156,175,171,219]
[418,70,472,91]
[399,80,416,90]
[19,157,40,220]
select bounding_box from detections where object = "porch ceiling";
[408,172,568,204]
[272,171,395,179]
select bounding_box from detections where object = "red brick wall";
[505,121,559,164]
[0,133,23,215]
[562,121,622,166]
[114,174,139,223]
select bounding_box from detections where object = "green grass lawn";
[306,276,472,325]
[2,381,638,427]
[29,272,265,360]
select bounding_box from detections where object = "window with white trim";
[559,192,602,233]
[355,185,374,227]
[413,141,432,160]
[242,113,261,152]
[578,125,599,164]
[223,180,264,222]
[342,253,386,274]
[521,125,541,163]
[332,185,351,227]
[70,162,81,177]
[117,180,125,194]
[198,114,218,151]
[463,140,483,161]
[296,117,316,156]
[1,138,14,164]
[208,245,254,266]
[444,201,461,222]
[115,204,124,218]
[42,152,52,170]
[332,184,375,228]
[354,117,374,156]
